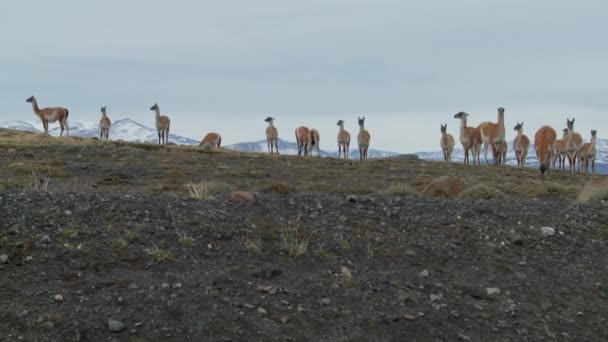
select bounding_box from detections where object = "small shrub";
[280,227,311,259]
[460,184,506,200]
[338,239,353,252]
[314,244,331,261]
[176,231,194,248]
[244,235,262,253]
[147,244,175,263]
[186,180,230,201]
[379,183,416,196]
[113,238,128,249]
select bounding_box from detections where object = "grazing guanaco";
[534,125,557,178]
[565,118,583,175]
[264,116,279,154]
[439,124,455,162]
[496,140,508,165]
[199,132,222,149]
[309,128,321,157]
[25,96,70,136]
[295,126,311,156]
[580,130,598,176]
[337,120,351,159]
[513,122,530,167]
[357,116,371,160]
[150,103,171,145]
[99,106,111,140]
[477,107,506,165]
[552,128,568,170]
[453,112,481,165]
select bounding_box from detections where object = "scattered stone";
[108,319,126,332]
[172,283,182,289]
[486,287,501,296]
[0,254,8,264]
[257,307,267,315]
[230,191,254,203]
[346,195,357,203]
[256,284,277,295]
[450,310,460,318]
[422,175,462,199]
[280,316,290,324]
[540,227,556,237]
[40,234,51,245]
[341,267,352,279]
[429,294,442,302]
[418,269,430,278]
[405,250,416,257]
[511,235,524,246]
[64,210,72,216]
[53,294,64,302]
[403,314,416,321]
[320,298,331,306]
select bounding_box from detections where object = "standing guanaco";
[513,122,530,167]
[150,103,171,145]
[337,120,351,159]
[99,106,111,140]
[440,124,455,162]
[453,112,481,165]
[357,116,371,160]
[534,125,557,178]
[265,117,279,154]
[295,126,311,156]
[26,96,70,136]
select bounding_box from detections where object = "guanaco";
[534,125,557,178]
[440,124,455,162]
[26,96,70,136]
[357,116,371,160]
[199,132,222,149]
[477,107,506,165]
[337,120,351,159]
[580,130,598,176]
[295,126,311,156]
[496,140,508,165]
[309,129,321,157]
[150,103,171,145]
[513,122,530,167]
[552,128,568,170]
[99,106,111,140]
[264,116,279,154]
[453,111,481,165]
[565,118,583,175]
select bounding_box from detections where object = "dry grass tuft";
[186,180,231,201]
[265,181,291,195]
[280,227,311,259]
[30,169,51,191]
[460,184,506,200]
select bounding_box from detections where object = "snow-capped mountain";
[416,140,608,174]
[225,138,400,159]
[0,119,199,145]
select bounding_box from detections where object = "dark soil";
[1,129,608,341]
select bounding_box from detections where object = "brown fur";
[265,117,279,154]
[199,132,222,148]
[576,178,608,204]
[422,175,462,199]
[150,103,171,145]
[495,140,508,165]
[513,122,530,167]
[580,130,597,176]
[477,107,506,165]
[357,117,371,160]
[565,118,583,175]
[99,106,111,140]
[534,125,557,177]
[552,132,567,170]
[295,126,311,156]
[26,96,70,136]
[337,120,351,159]
[454,112,481,165]
[309,129,321,156]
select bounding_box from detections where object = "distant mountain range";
[1,119,606,173]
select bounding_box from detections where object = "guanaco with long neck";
[99,106,111,140]
[295,126,311,156]
[580,130,598,176]
[477,107,506,165]
[534,125,557,178]
[552,128,568,170]
[150,103,171,145]
[199,132,222,149]
[264,116,279,154]
[309,128,321,157]
[357,116,371,160]
[337,120,351,159]
[440,124,455,162]
[513,122,530,167]
[453,111,481,165]
[26,96,70,136]
[565,118,583,175]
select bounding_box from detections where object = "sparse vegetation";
[30,169,51,191]
[243,234,262,253]
[378,183,417,196]
[186,180,231,201]
[146,244,175,263]
[460,183,506,200]
[280,227,311,259]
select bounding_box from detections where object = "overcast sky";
[1,0,606,151]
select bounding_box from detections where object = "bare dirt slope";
[1,128,607,341]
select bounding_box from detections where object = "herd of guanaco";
[24,97,599,173]
[440,107,598,177]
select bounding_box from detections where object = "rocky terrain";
[1,128,607,341]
